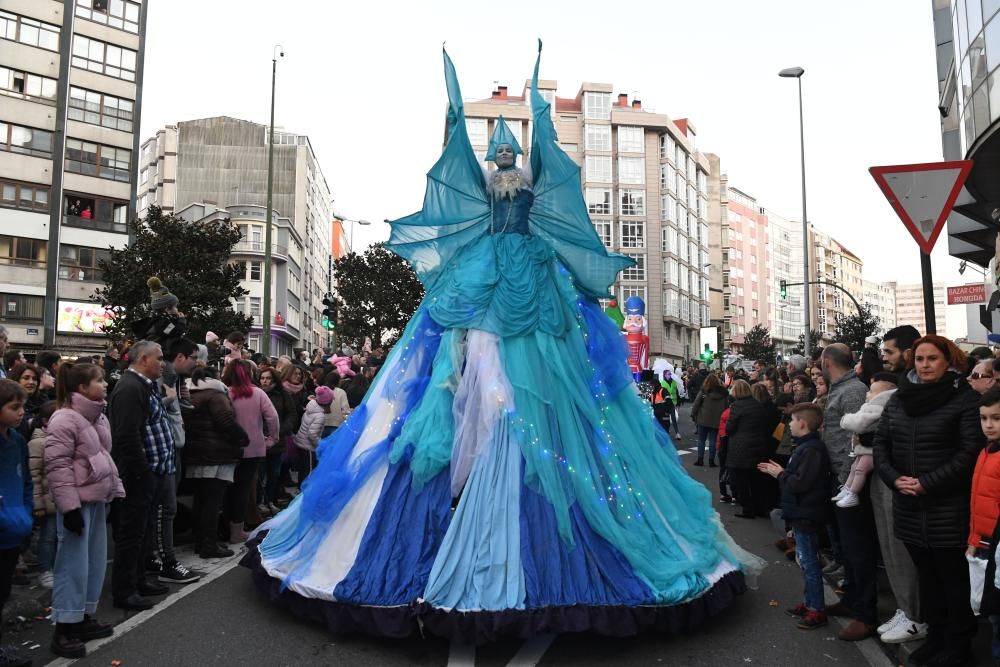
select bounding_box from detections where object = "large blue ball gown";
[241,42,761,643]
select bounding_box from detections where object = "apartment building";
[765,209,805,354]
[139,117,333,352]
[719,186,768,351]
[0,0,146,350]
[862,279,897,336]
[810,228,865,339]
[891,281,947,335]
[463,84,712,363]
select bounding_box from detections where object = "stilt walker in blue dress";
[242,41,762,643]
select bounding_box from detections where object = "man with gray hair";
[108,340,173,611]
[821,343,878,641]
[786,353,808,376]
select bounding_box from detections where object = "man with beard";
[881,325,920,379]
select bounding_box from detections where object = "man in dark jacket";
[822,344,878,642]
[108,340,173,610]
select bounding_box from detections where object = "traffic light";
[780,279,787,300]
[321,294,336,330]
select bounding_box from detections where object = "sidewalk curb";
[45,547,245,666]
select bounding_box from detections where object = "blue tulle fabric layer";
[254,248,742,616]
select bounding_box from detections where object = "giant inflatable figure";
[242,41,760,643]
[624,295,649,380]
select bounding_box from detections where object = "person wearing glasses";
[970,359,997,395]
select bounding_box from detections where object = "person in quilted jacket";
[874,335,985,666]
[45,363,124,658]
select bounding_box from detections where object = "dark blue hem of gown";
[241,533,746,644]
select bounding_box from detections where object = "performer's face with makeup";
[495,144,515,169]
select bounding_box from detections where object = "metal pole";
[262,50,278,357]
[920,251,937,334]
[798,76,811,358]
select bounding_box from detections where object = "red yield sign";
[869,160,973,254]
[947,283,987,305]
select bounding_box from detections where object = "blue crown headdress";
[484,115,523,162]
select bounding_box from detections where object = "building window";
[249,261,262,281]
[76,0,141,34]
[585,155,612,182]
[619,221,645,248]
[665,257,679,285]
[0,67,57,103]
[620,285,647,307]
[592,219,612,248]
[503,119,523,148]
[662,226,677,253]
[249,297,261,320]
[287,305,299,330]
[621,253,646,281]
[0,235,45,268]
[288,272,300,296]
[584,92,611,120]
[678,237,688,262]
[0,11,59,51]
[584,124,611,151]
[63,194,127,233]
[466,118,487,146]
[65,139,130,181]
[618,157,644,185]
[0,122,52,158]
[68,87,134,132]
[248,334,261,352]
[59,244,109,280]
[586,188,612,215]
[0,293,42,322]
[665,288,680,317]
[71,35,137,81]
[619,189,645,216]
[660,134,676,161]
[1,180,48,212]
[618,126,644,153]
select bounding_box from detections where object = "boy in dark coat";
[759,402,832,630]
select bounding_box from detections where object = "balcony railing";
[64,214,128,235]
[232,241,288,258]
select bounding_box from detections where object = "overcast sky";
[141,0,975,335]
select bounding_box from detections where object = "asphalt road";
[30,404,899,666]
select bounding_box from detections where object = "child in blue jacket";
[0,379,32,667]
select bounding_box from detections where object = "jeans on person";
[112,469,155,601]
[696,426,718,463]
[147,472,176,566]
[36,514,57,573]
[794,527,825,611]
[192,478,229,552]
[667,407,680,435]
[52,503,107,624]
[834,481,879,625]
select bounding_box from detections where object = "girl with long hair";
[45,363,123,658]
[222,360,278,543]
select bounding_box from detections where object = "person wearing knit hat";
[147,277,179,313]
[314,386,334,406]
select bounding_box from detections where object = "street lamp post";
[262,45,284,358]
[349,218,372,252]
[779,66,810,358]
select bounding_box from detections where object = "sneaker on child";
[835,490,860,508]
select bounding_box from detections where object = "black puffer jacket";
[873,374,985,548]
[691,387,728,430]
[182,379,249,466]
[725,397,781,469]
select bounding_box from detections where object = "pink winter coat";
[45,394,125,513]
[231,386,280,458]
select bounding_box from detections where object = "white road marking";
[46,546,246,666]
[447,642,476,667]
[506,634,556,666]
[677,450,692,456]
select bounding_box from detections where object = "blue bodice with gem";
[489,189,533,235]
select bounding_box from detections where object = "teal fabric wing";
[386,48,491,289]
[527,41,634,299]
